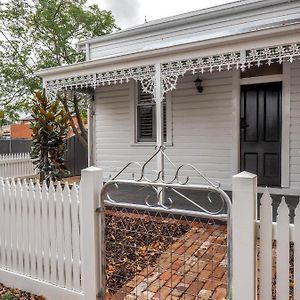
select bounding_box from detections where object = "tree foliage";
[31,91,69,182]
[0,0,117,144]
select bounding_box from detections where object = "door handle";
[240,118,249,129]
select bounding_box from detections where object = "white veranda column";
[88,90,95,167]
[155,63,165,204]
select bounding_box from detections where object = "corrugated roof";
[77,0,294,46]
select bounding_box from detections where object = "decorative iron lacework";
[161,43,300,93]
[45,43,300,97]
[161,52,241,93]
[45,65,156,99]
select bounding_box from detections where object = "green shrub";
[1,293,18,300]
[30,91,70,183]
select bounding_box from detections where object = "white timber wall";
[94,82,156,180]
[94,62,300,191]
[290,60,300,188]
[166,71,233,186]
[94,70,233,186]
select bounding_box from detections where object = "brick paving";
[105,220,293,300]
[106,221,228,300]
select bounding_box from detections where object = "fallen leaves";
[0,284,45,300]
[105,209,191,295]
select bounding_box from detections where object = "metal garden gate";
[98,147,232,300]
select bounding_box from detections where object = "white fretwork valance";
[45,42,300,98]
[161,43,300,93]
[45,65,156,99]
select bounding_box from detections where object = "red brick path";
[107,222,228,300]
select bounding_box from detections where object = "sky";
[93,0,239,29]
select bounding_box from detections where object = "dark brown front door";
[240,82,282,187]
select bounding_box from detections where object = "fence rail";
[0,153,36,179]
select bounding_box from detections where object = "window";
[136,83,167,143]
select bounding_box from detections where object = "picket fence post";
[232,171,257,300]
[80,167,103,300]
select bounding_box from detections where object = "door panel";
[240,83,282,187]
[244,153,258,175]
[264,153,280,178]
[244,90,258,142]
[264,90,281,141]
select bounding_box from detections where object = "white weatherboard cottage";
[37,0,300,195]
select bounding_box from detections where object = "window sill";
[130,142,173,147]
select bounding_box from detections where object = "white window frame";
[129,80,173,146]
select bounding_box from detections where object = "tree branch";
[0,27,34,74]
[60,93,88,148]
[73,93,88,141]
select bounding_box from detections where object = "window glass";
[136,83,167,142]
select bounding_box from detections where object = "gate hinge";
[96,207,105,213]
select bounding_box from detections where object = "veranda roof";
[35,0,300,98]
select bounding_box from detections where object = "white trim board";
[281,62,291,188]
[232,69,240,175]
[240,74,283,85]
[0,268,84,300]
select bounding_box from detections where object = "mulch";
[105,208,191,294]
[257,241,295,300]
[0,283,45,300]
[273,243,294,299]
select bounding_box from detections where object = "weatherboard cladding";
[84,1,300,61]
[94,60,300,190]
[290,60,300,188]
[94,70,233,187]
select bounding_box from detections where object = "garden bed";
[0,283,44,300]
[257,242,295,300]
[105,208,192,294]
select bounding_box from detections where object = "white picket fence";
[0,179,83,299]
[0,153,36,178]
[0,167,103,300]
[232,172,300,300]
[257,189,299,300]
[0,168,298,300]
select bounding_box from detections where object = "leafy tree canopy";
[0,0,117,120]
